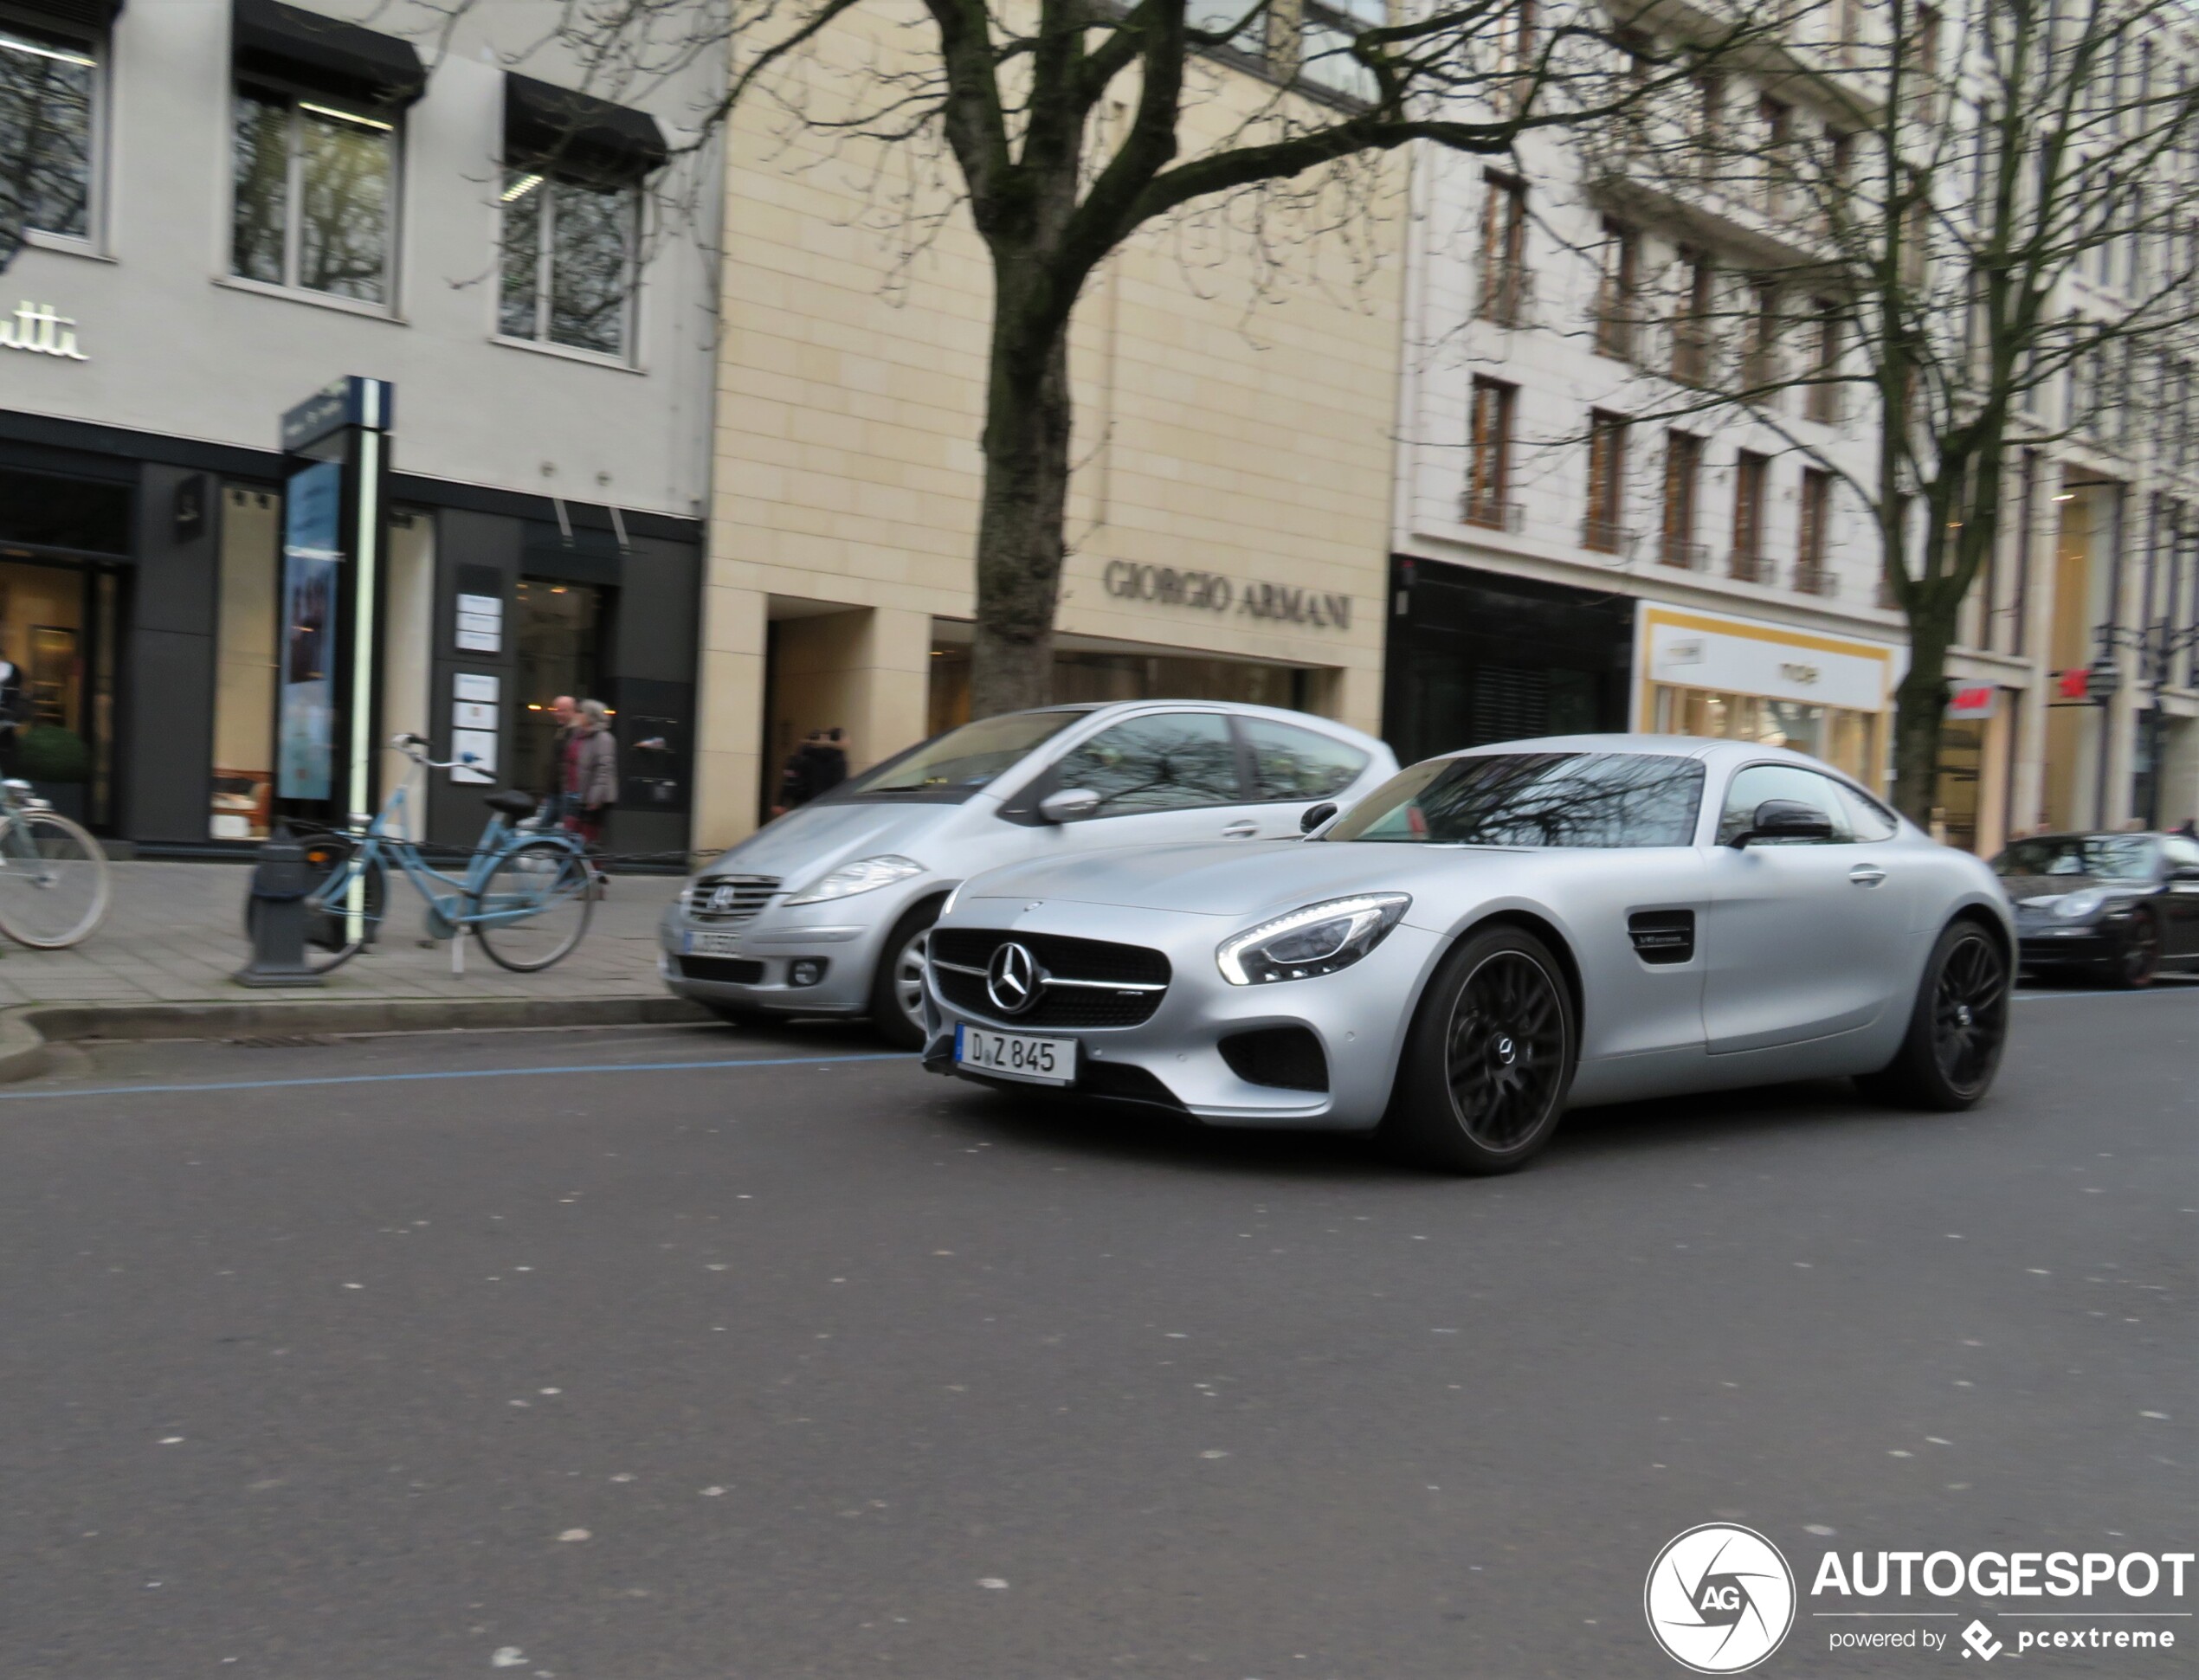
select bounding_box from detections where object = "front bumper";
[2016,924,2120,969]
[658,897,904,1016]
[919,898,1440,1130]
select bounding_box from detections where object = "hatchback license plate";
[956,1024,1077,1085]
[684,930,745,956]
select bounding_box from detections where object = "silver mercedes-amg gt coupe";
[921,736,2015,1172]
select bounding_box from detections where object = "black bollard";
[233,823,327,988]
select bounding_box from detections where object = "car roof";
[1027,698,1392,753]
[2004,831,2165,844]
[1444,733,1830,770]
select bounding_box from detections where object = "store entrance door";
[510,578,608,802]
[0,557,118,830]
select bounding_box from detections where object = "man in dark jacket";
[775,728,848,815]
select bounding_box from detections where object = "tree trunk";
[1890,609,1953,827]
[969,312,1074,719]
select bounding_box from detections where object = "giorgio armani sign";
[1101,559,1352,630]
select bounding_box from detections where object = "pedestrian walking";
[536,694,577,828]
[774,727,848,816]
[564,698,618,848]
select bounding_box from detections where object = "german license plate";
[955,1023,1077,1085]
[683,930,745,956]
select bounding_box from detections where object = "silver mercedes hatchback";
[659,701,1398,1045]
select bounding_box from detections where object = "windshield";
[1325,752,1706,847]
[1992,835,2157,881]
[840,710,1084,798]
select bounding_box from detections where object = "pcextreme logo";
[1645,1524,1798,1673]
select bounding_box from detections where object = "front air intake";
[1218,1027,1329,1092]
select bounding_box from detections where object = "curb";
[0,994,713,1085]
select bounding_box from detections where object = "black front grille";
[1075,1062,1185,1109]
[688,875,779,924]
[1219,1027,1329,1092]
[678,955,765,985]
[930,929,1170,1028]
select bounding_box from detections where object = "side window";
[1717,764,1855,845]
[1836,782,1899,841]
[1054,713,1241,817]
[1241,718,1369,802]
[2163,836,2199,872]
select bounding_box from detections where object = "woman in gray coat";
[564,698,618,846]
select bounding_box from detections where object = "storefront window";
[1654,682,1880,783]
[0,560,96,824]
[511,579,606,801]
[210,486,282,839]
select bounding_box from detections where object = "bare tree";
[418,0,1798,717]
[1591,0,2199,819]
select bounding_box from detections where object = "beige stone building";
[693,5,1405,848]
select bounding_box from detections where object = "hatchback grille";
[688,874,778,924]
[930,930,1170,1029]
[679,956,765,985]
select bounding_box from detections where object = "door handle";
[1222,821,1259,840]
[1848,864,1887,887]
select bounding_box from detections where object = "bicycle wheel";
[470,840,594,972]
[0,809,110,949]
[279,852,388,975]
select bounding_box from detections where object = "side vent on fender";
[1628,909,1696,965]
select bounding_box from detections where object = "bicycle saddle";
[485,791,539,819]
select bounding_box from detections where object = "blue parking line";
[0,1052,911,1104]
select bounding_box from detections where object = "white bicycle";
[0,776,110,949]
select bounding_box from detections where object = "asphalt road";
[1,987,2191,1680]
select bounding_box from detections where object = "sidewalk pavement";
[0,860,682,1009]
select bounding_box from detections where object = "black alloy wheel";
[1931,929,2010,1096]
[1383,924,1578,1174]
[2114,907,2162,989]
[1858,919,2009,1110]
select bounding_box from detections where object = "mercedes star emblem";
[985,941,1041,1015]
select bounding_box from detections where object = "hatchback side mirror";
[1299,801,1339,834]
[1038,788,1100,824]
[1731,798,1835,848]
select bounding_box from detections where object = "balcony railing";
[1462,495,1526,533]
[1795,564,1838,597]
[1475,265,1536,330]
[1659,535,1710,570]
[1582,516,1637,557]
[1728,547,1766,583]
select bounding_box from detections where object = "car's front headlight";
[1217,893,1410,986]
[785,854,925,905]
[2053,888,2108,920]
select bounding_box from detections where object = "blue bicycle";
[287,733,597,975]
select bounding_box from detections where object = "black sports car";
[1994,831,2199,987]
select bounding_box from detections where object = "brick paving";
[0,860,678,1009]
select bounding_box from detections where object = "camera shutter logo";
[985,942,1041,1015]
[1644,1524,1796,1673]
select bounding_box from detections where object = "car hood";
[2004,874,2153,910]
[700,799,966,888]
[960,839,1552,921]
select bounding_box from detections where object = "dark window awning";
[232,0,425,110]
[505,74,667,184]
[4,0,125,34]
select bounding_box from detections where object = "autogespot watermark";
[1647,1530,2193,1669]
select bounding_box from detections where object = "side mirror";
[1299,801,1338,834]
[1731,798,1835,848]
[1038,788,1100,825]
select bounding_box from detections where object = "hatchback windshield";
[841,710,1084,797]
[1325,751,1706,847]
[1992,835,2157,880]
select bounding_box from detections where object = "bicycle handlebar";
[389,732,481,773]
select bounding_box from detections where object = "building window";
[1731,451,1768,581]
[1744,278,1781,393]
[1660,431,1704,567]
[1757,96,1792,217]
[1693,71,1725,181]
[1672,249,1713,385]
[1584,410,1629,552]
[1297,0,1385,102]
[1807,299,1843,422]
[500,171,639,358]
[1797,467,1833,593]
[1,17,99,241]
[1466,378,1518,530]
[231,87,397,303]
[1594,219,1638,360]
[1503,0,1537,113]
[1908,3,1943,122]
[1477,172,1530,327]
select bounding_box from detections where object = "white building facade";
[0,0,722,853]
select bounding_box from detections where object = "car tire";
[1855,918,2010,1110]
[868,898,942,1051]
[1379,924,1578,1175]
[2112,907,2162,989]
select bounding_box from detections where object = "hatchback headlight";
[1217,893,1410,986]
[2052,889,2107,920]
[785,854,925,905]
